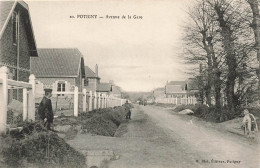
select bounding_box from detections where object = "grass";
[0,122,86,168]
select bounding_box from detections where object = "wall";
[0,6,32,102]
[85,77,98,92]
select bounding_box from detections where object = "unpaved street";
[110,105,260,168]
[69,105,260,168]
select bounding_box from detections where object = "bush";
[80,106,127,136]
[1,131,86,168]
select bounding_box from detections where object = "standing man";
[38,89,54,130]
[124,100,131,119]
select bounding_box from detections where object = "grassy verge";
[54,106,129,137]
[173,104,260,123]
[0,122,86,168]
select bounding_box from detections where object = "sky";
[26,0,194,92]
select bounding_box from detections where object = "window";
[84,78,89,86]
[12,11,18,45]
[57,82,65,96]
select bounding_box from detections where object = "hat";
[44,88,52,93]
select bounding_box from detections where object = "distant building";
[96,82,112,94]
[84,64,100,92]
[110,82,122,98]
[0,0,38,101]
[165,79,198,98]
[84,66,122,97]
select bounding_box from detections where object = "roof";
[31,48,85,78]
[85,66,98,78]
[97,83,112,92]
[166,81,187,93]
[186,78,199,90]
[167,81,186,86]
[111,85,121,94]
[0,0,38,56]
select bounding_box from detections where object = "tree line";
[182,0,259,119]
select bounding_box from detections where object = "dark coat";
[124,103,131,112]
[38,96,54,123]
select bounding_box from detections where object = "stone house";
[0,0,38,101]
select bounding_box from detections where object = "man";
[38,88,54,130]
[124,100,131,119]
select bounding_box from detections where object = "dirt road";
[68,105,260,168]
[110,105,260,168]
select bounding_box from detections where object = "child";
[242,109,258,138]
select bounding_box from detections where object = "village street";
[68,105,260,168]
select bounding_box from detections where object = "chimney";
[95,64,98,77]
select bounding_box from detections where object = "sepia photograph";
[0,0,259,167]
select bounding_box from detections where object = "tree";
[247,0,260,104]
[182,0,257,118]
[183,0,223,109]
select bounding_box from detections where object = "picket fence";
[0,66,126,134]
[155,96,197,105]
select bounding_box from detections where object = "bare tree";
[183,0,223,109]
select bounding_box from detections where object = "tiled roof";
[31,48,84,78]
[166,81,186,93]
[85,66,97,78]
[0,0,38,56]
[0,1,15,35]
[97,83,112,92]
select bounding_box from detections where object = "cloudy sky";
[26,0,194,92]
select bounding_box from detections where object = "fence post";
[94,92,97,110]
[74,86,78,117]
[28,74,36,121]
[0,66,8,134]
[83,88,86,112]
[102,94,105,108]
[89,91,92,111]
[23,88,28,121]
[98,93,101,109]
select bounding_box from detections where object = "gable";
[85,66,96,78]
[0,0,38,56]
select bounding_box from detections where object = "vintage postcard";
[0,0,259,167]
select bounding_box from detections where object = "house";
[96,82,112,95]
[152,87,165,98]
[31,48,85,97]
[0,0,38,101]
[109,81,122,98]
[165,79,198,98]
[84,65,122,97]
[84,65,100,92]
